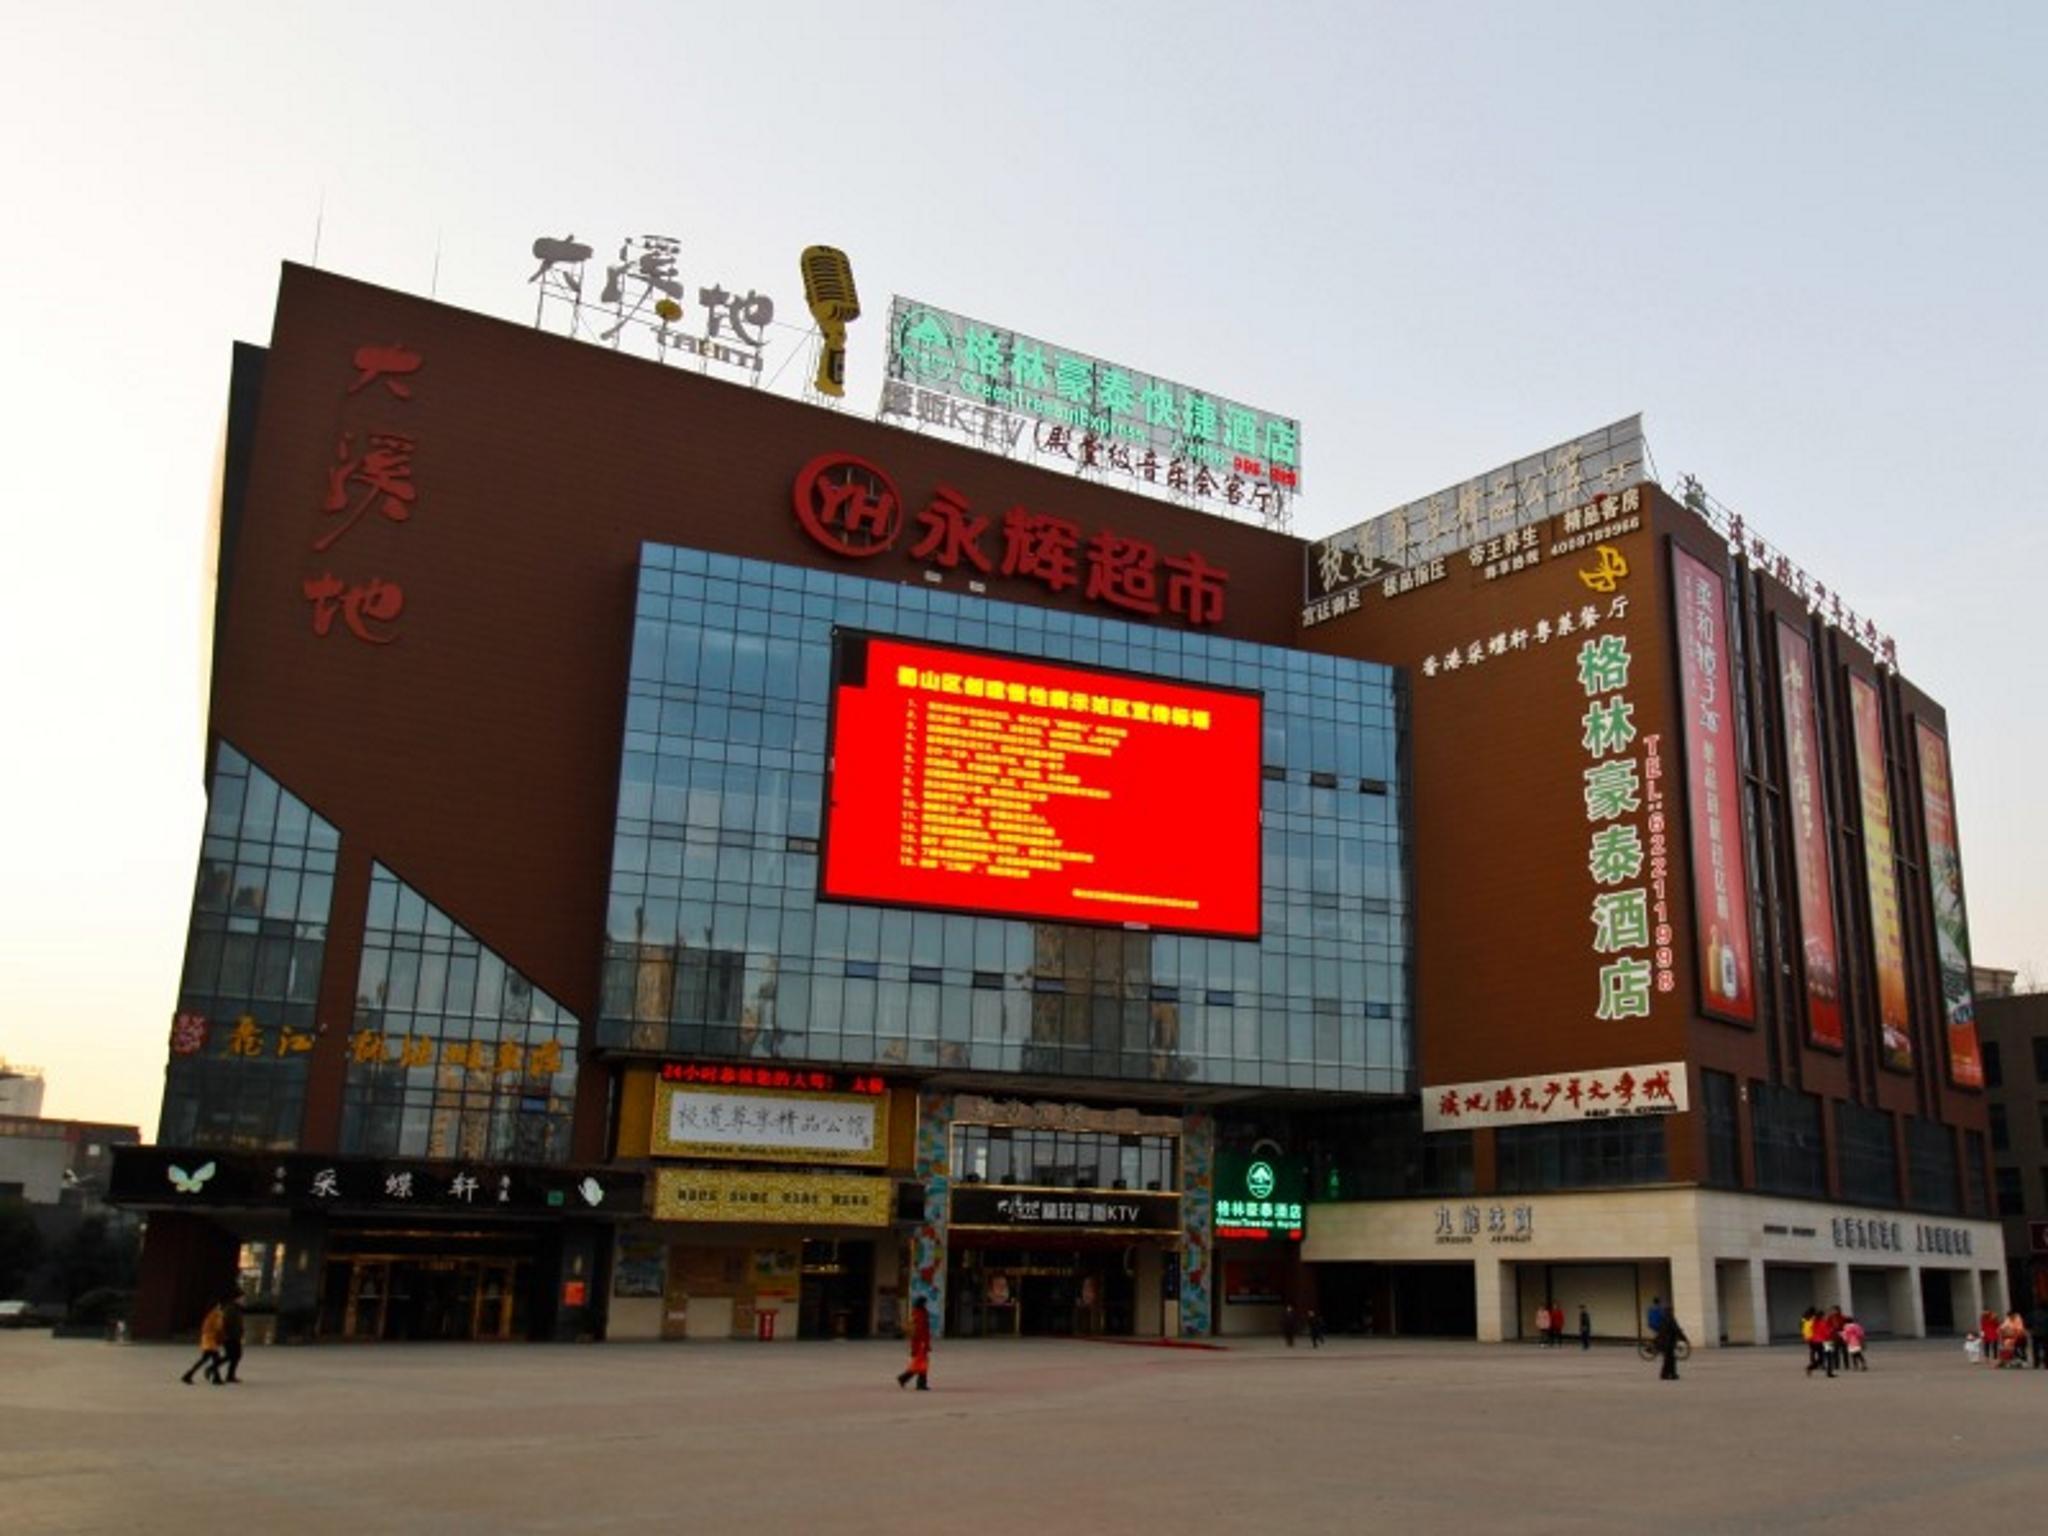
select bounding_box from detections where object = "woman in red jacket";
[897,1299,932,1391]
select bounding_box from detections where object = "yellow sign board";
[654,1168,893,1227]
[651,1081,889,1166]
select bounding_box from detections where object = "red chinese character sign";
[821,635,1260,936]
[1420,1061,1689,1131]
[302,344,425,645]
[1671,547,1755,1024]
[792,453,1229,628]
[1914,721,1979,1087]
[1776,621,1843,1051]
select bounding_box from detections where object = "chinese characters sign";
[1915,722,1982,1088]
[1213,1151,1305,1241]
[303,343,425,644]
[528,232,780,379]
[821,635,1261,936]
[1577,610,1664,1023]
[1432,1202,1536,1246]
[651,1083,887,1166]
[1849,675,1912,1071]
[659,1061,887,1094]
[1776,622,1844,1051]
[653,1167,892,1226]
[948,1185,1180,1234]
[1421,1061,1687,1132]
[1307,415,1643,603]
[791,451,1231,628]
[881,296,1300,520]
[1672,548,1755,1024]
[110,1147,641,1215]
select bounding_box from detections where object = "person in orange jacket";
[896,1299,932,1391]
[180,1301,227,1386]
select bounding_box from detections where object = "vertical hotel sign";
[1776,622,1843,1050]
[1671,548,1754,1023]
[1915,723,1983,1087]
[1849,676,1912,1071]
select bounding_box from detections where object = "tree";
[0,1199,42,1295]
[51,1215,138,1304]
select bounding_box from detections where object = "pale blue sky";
[2,2,2042,1133]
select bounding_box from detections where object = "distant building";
[0,1061,46,1118]
[1977,988,2048,1309]
[0,1115,141,1208]
[1974,966,2019,1001]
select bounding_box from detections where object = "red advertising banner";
[821,635,1261,936]
[1671,547,1755,1023]
[1849,675,1912,1071]
[1915,722,1983,1088]
[1776,622,1843,1050]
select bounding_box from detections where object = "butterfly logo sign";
[167,1162,217,1195]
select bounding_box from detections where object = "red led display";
[822,636,1261,936]
[658,1062,888,1095]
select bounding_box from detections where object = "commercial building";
[1298,456,2003,1343]
[114,261,1998,1345]
[1975,984,2048,1309]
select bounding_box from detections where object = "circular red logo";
[793,452,903,558]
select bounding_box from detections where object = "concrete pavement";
[0,1332,2038,1533]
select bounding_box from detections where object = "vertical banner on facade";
[1849,675,1912,1071]
[1776,622,1843,1050]
[1671,547,1755,1023]
[1915,722,1983,1088]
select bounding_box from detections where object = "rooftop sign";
[1308,416,1645,603]
[879,296,1299,529]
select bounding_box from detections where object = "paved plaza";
[0,1332,2039,1533]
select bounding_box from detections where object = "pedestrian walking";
[1281,1304,1299,1347]
[1800,1308,1821,1374]
[1810,1308,1837,1377]
[1825,1306,1848,1373]
[219,1293,245,1384]
[1535,1302,1551,1346]
[1980,1309,2000,1367]
[1550,1305,1566,1349]
[1841,1315,1866,1371]
[896,1299,932,1390]
[1578,1304,1591,1351]
[1308,1309,1326,1348]
[180,1302,227,1386]
[1653,1308,1687,1381]
[2029,1301,2048,1370]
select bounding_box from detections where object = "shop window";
[339,863,579,1164]
[159,743,336,1151]
[1702,1070,1741,1189]
[1989,1103,2009,1154]
[1750,1082,1826,1199]
[1996,1167,2025,1217]
[1836,1100,1898,1207]
[1905,1117,1961,1215]
[1495,1118,1667,1192]
[1963,1130,1989,1217]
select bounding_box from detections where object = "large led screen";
[821,634,1261,936]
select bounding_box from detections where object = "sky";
[2,2,2043,1136]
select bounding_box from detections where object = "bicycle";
[1636,1335,1692,1362]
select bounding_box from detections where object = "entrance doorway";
[321,1255,531,1341]
[948,1246,1140,1337]
[798,1240,874,1339]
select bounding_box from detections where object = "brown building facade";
[116,264,1998,1347]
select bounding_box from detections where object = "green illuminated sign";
[883,296,1302,495]
[1214,1151,1304,1240]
